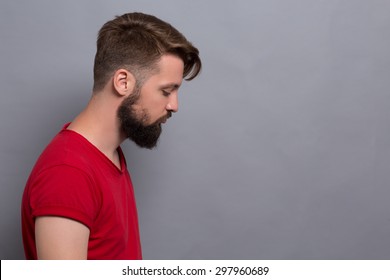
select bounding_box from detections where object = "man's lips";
[160,116,169,124]
[161,112,172,124]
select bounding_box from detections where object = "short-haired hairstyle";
[93,12,202,92]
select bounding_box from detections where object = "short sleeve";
[29,165,100,229]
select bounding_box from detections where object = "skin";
[35,54,184,259]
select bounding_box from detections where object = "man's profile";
[21,12,201,260]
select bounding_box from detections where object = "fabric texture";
[21,124,142,259]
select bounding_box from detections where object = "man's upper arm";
[35,216,90,260]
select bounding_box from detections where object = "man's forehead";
[158,54,185,71]
[149,54,184,85]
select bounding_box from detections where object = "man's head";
[93,12,201,148]
[93,12,201,91]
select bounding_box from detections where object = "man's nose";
[166,94,178,113]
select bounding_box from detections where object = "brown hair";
[93,12,202,92]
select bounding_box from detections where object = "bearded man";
[21,12,201,260]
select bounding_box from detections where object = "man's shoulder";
[34,129,98,174]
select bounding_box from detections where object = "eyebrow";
[161,83,181,90]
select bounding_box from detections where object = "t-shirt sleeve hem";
[32,206,93,230]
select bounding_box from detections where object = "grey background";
[1,0,390,259]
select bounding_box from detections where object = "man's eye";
[162,90,171,97]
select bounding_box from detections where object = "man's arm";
[35,216,90,260]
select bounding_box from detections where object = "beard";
[118,90,168,149]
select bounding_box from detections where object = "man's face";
[118,54,184,149]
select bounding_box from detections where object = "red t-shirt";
[21,125,142,259]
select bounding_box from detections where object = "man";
[21,12,201,260]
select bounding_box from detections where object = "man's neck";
[67,92,125,168]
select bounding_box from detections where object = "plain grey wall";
[1,0,390,259]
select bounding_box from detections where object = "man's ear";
[113,69,136,97]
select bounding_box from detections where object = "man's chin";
[125,127,162,149]
[130,138,160,150]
